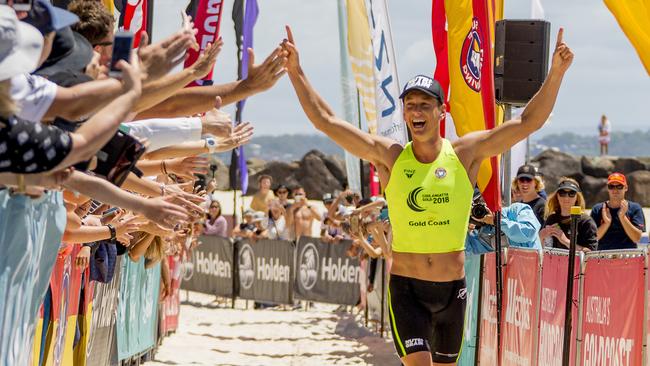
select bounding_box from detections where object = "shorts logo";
[435,167,447,179]
[458,287,467,300]
[405,338,424,348]
[404,169,415,179]
[407,187,426,212]
[238,243,255,290]
[298,243,319,290]
[460,17,484,92]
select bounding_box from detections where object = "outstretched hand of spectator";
[140,196,189,229]
[241,46,288,93]
[138,30,196,80]
[190,39,223,79]
[281,25,300,73]
[219,122,254,151]
[167,156,209,179]
[201,99,233,137]
[551,28,573,74]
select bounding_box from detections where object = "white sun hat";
[0,6,44,81]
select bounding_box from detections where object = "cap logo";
[406,76,433,90]
[460,17,484,92]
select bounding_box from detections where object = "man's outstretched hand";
[551,28,574,74]
[281,25,300,73]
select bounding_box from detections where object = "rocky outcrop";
[222,148,650,207]
[243,150,345,199]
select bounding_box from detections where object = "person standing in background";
[598,114,611,156]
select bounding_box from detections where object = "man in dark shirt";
[515,164,546,226]
[590,173,645,250]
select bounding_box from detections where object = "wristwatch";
[204,137,217,153]
[106,224,117,242]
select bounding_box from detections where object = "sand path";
[145,292,398,366]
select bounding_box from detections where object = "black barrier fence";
[182,236,234,297]
[181,236,364,306]
[294,237,362,305]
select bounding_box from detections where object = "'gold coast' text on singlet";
[384,139,473,254]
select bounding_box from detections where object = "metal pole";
[231,240,237,309]
[380,258,386,337]
[562,206,582,366]
[502,105,513,206]
[474,254,485,363]
[494,210,503,365]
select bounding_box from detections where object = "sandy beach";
[145,291,398,366]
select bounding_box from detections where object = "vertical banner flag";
[531,0,545,19]
[118,0,148,48]
[337,0,361,193]
[431,0,502,210]
[458,254,482,366]
[604,0,650,75]
[183,0,225,86]
[229,0,257,194]
[479,251,498,365]
[346,0,377,133]
[365,0,408,146]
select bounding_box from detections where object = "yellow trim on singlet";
[385,139,473,253]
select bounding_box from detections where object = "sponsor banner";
[116,258,161,360]
[237,239,293,304]
[459,254,481,366]
[294,237,363,305]
[501,249,540,366]
[580,256,644,366]
[117,0,148,48]
[181,236,234,297]
[478,251,498,365]
[537,251,579,366]
[162,256,181,334]
[86,256,122,366]
[184,0,225,86]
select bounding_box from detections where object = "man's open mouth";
[412,120,426,129]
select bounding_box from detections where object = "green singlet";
[385,139,473,254]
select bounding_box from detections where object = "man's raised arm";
[460,28,574,160]
[281,25,396,166]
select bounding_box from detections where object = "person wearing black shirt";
[514,164,546,226]
[539,178,597,251]
[590,173,645,250]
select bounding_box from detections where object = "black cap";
[516,164,537,179]
[35,27,93,77]
[557,180,581,193]
[399,75,445,104]
[22,0,79,36]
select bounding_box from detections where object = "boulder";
[581,156,615,178]
[532,149,582,192]
[323,154,347,187]
[295,150,345,199]
[627,170,650,207]
[613,157,646,175]
[246,161,300,195]
[579,175,608,208]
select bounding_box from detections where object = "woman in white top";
[266,199,290,240]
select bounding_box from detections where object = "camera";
[471,201,489,220]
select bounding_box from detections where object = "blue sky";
[153,0,649,138]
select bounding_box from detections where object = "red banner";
[537,252,580,366]
[580,256,644,365]
[479,252,498,365]
[119,0,148,48]
[501,249,540,366]
[183,0,225,86]
[162,256,181,334]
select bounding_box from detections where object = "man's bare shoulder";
[373,135,405,171]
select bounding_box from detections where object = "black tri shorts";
[388,274,467,363]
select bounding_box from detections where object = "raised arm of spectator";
[144,123,253,160]
[134,39,222,113]
[63,171,190,228]
[353,234,382,259]
[135,46,287,119]
[136,156,208,179]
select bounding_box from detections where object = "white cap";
[0,6,44,81]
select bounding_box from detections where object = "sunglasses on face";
[607,184,625,190]
[518,177,533,183]
[557,190,577,198]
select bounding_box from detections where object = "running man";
[281,26,573,366]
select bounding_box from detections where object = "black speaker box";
[494,20,551,106]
